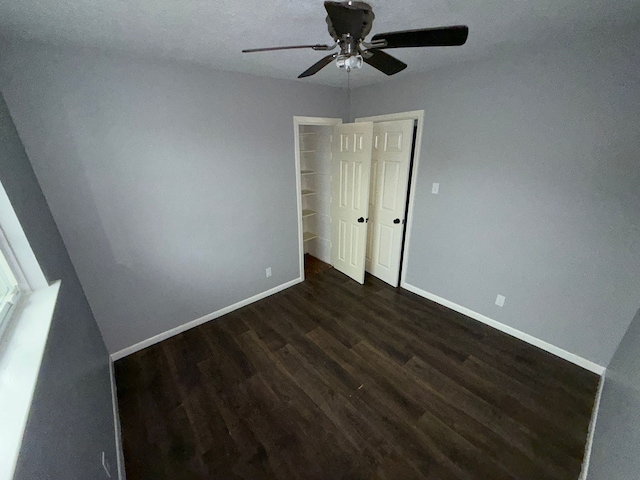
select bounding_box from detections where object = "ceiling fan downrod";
[336,33,363,72]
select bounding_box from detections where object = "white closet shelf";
[302,209,317,218]
[300,132,317,136]
[303,232,318,242]
[300,170,316,175]
[301,189,316,196]
[299,150,317,153]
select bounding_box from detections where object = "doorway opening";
[294,111,424,287]
[293,117,342,280]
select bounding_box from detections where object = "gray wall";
[351,31,640,367]
[587,307,640,479]
[1,32,638,366]
[0,40,348,354]
[0,94,118,478]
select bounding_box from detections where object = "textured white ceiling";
[0,0,639,88]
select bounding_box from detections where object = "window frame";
[0,221,29,342]
[0,177,58,479]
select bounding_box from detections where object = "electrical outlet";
[431,183,440,194]
[101,451,111,478]
[495,295,506,307]
[266,267,272,278]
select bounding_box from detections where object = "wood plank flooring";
[304,253,332,278]
[115,268,599,480]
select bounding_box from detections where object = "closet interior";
[298,124,333,267]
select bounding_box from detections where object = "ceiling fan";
[242,1,469,78]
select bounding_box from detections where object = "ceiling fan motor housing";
[325,1,375,43]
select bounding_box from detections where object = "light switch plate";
[431,183,440,194]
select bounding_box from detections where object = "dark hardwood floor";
[115,268,599,480]
[304,253,332,279]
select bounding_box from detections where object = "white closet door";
[330,122,373,284]
[365,119,414,287]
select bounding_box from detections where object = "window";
[0,229,24,339]
[0,179,58,480]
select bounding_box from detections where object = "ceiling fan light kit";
[242,1,469,78]
[336,53,363,72]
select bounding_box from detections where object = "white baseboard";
[401,282,606,375]
[110,277,303,361]
[579,372,606,480]
[108,360,125,480]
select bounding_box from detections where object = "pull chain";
[347,70,351,121]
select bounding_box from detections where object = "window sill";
[0,281,61,480]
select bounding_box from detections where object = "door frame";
[294,116,342,281]
[355,110,425,288]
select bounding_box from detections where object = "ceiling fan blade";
[363,50,407,76]
[324,1,372,40]
[371,25,469,48]
[243,44,334,53]
[298,54,336,78]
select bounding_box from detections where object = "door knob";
[393,218,401,224]
[357,217,365,223]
